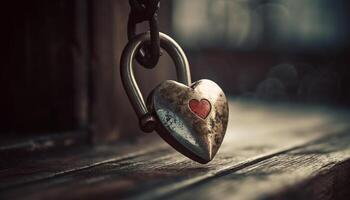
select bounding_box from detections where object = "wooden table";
[1,100,350,200]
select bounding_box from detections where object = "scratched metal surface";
[149,79,228,163]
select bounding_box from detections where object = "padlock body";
[147,79,229,163]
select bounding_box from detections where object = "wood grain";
[169,129,350,200]
[1,1,85,133]
[1,101,350,200]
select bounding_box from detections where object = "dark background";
[1,0,350,150]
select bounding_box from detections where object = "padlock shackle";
[121,32,192,119]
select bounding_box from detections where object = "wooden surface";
[87,0,175,142]
[1,0,175,147]
[1,1,88,133]
[1,100,350,200]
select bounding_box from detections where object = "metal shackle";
[120,32,192,129]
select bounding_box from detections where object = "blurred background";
[173,0,350,105]
[1,0,350,148]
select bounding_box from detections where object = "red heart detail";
[189,99,211,119]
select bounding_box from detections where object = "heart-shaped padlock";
[121,32,228,164]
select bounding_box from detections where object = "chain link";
[128,0,161,68]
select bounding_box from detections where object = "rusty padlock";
[120,32,228,164]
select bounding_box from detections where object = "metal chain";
[128,0,161,68]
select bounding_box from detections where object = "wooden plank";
[0,135,164,190]
[0,131,86,159]
[168,129,350,200]
[1,101,349,200]
[1,1,85,133]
